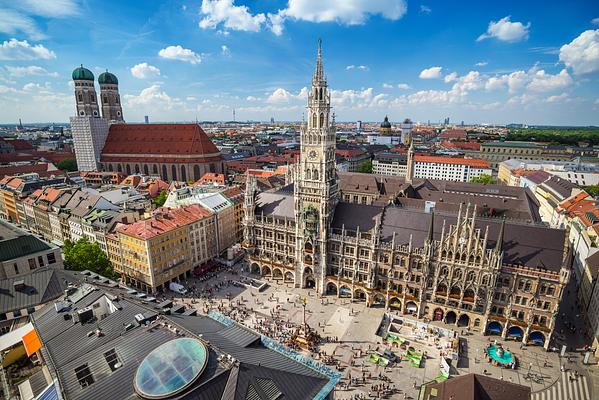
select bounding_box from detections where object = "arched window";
[135,164,140,174]
[125,164,131,175]
[319,112,324,127]
[524,280,532,292]
[153,164,158,175]
[466,271,476,282]
[482,274,490,286]
[78,94,83,102]
[312,112,317,128]
[313,88,318,100]
[117,164,122,173]
[171,165,177,181]
[108,164,113,172]
[306,169,311,179]
[313,169,319,180]
[181,165,187,182]
[143,164,149,175]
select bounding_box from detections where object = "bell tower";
[98,70,124,122]
[294,39,339,293]
[72,65,99,118]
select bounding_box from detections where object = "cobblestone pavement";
[166,264,596,400]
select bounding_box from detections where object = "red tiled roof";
[195,173,226,185]
[0,163,53,179]
[336,148,366,158]
[6,139,34,150]
[414,154,490,168]
[116,204,213,240]
[440,140,480,151]
[101,123,222,160]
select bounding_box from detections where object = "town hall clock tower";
[294,40,339,293]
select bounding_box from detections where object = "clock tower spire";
[294,39,339,293]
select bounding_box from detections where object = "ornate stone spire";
[313,38,325,83]
[495,217,506,252]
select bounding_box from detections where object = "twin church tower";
[72,66,124,122]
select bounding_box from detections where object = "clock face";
[308,150,317,160]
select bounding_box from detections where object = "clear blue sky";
[1,0,598,125]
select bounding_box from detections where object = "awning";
[0,323,34,352]
[507,326,523,337]
[22,329,42,356]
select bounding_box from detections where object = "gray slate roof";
[32,284,329,400]
[0,220,52,262]
[379,207,565,271]
[0,268,71,314]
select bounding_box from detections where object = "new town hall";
[243,41,571,349]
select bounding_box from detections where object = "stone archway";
[250,262,260,274]
[305,276,316,288]
[303,267,313,275]
[457,314,470,327]
[405,301,418,316]
[449,286,461,300]
[389,297,402,311]
[528,331,545,346]
[373,294,386,307]
[273,268,283,280]
[486,321,502,335]
[354,288,367,302]
[433,308,444,321]
[326,282,338,295]
[284,272,294,283]
[261,266,271,276]
[507,326,524,340]
[445,311,457,325]
[339,285,351,298]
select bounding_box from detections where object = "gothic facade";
[243,41,570,349]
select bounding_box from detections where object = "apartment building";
[372,152,408,176]
[499,158,599,187]
[112,204,217,292]
[413,155,492,182]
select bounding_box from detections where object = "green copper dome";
[380,115,391,128]
[72,65,94,81]
[98,70,118,85]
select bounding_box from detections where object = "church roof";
[101,123,222,162]
[72,66,94,81]
[98,70,118,85]
[379,207,565,271]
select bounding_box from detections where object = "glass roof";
[134,338,208,399]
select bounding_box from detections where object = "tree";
[57,157,78,172]
[358,160,373,174]
[152,190,167,207]
[470,174,494,184]
[63,238,117,279]
[584,185,599,197]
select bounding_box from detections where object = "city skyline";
[0,0,598,125]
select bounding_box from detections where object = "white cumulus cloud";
[559,30,599,75]
[419,66,443,79]
[158,45,201,64]
[397,83,410,89]
[124,84,178,109]
[382,83,394,89]
[266,87,307,103]
[346,65,369,71]
[0,38,55,60]
[130,63,161,79]
[199,0,266,33]
[444,72,458,82]
[546,93,570,103]
[592,18,599,26]
[5,65,57,77]
[477,16,530,43]
[527,69,572,92]
[475,61,488,67]
[281,0,408,25]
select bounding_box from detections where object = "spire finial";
[313,38,324,82]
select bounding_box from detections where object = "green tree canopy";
[358,160,373,173]
[152,190,167,207]
[57,157,78,172]
[584,185,599,197]
[469,174,494,184]
[63,238,117,279]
